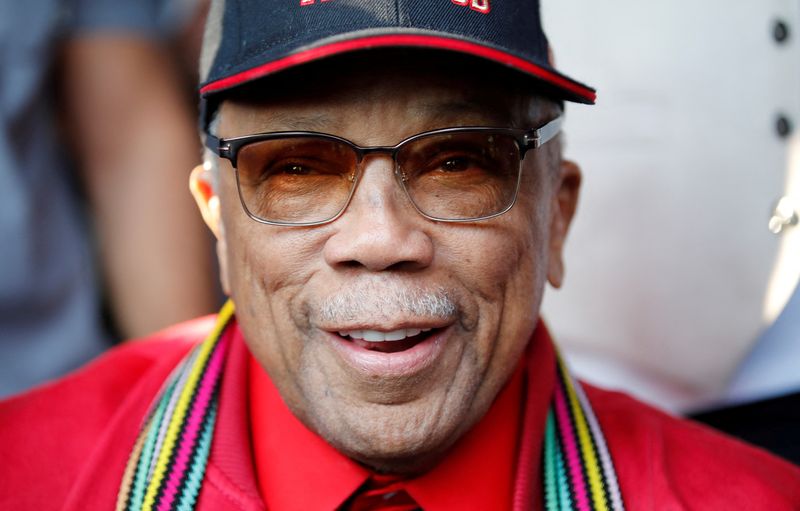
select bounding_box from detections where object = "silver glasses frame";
[205,116,563,226]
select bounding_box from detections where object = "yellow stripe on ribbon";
[558,358,610,511]
[140,300,235,510]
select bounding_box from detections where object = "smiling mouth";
[337,328,437,353]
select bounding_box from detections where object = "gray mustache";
[315,286,457,324]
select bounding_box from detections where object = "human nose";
[322,156,434,272]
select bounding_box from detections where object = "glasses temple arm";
[528,116,563,148]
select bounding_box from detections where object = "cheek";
[219,188,329,376]
[219,179,327,302]
[217,167,304,284]
[462,195,550,369]
[226,229,330,342]
[443,208,547,307]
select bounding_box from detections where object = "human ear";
[189,164,231,295]
[189,164,221,236]
[547,159,582,288]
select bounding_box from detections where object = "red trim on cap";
[200,34,596,103]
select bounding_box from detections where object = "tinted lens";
[397,131,521,220]
[236,136,358,224]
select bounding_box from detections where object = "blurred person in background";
[0,0,217,397]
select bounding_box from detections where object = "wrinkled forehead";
[216,50,554,135]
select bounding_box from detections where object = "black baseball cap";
[199,0,595,131]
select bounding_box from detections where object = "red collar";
[246,325,555,510]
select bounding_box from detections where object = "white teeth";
[338,327,432,342]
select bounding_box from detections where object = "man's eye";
[440,157,472,172]
[280,163,311,175]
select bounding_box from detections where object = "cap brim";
[199,33,595,105]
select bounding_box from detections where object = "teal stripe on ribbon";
[128,378,179,510]
[176,399,218,511]
[544,412,559,511]
[554,440,573,511]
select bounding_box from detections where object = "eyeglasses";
[205,116,562,226]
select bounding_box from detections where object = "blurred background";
[0,0,797,465]
[0,0,218,397]
[541,0,799,463]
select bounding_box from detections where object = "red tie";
[346,474,421,511]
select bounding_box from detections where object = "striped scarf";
[544,359,625,511]
[117,303,625,510]
[116,301,234,511]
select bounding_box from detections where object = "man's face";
[199,58,579,474]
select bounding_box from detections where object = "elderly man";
[1,0,799,510]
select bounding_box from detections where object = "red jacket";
[1,316,799,510]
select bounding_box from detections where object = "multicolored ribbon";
[117,301,624,511]
[544,358,626,511]
[116,300,235,511]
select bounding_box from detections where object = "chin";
[304,390,481,475]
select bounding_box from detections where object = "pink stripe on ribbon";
[156,335,229,511]
[554,381,592,511]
